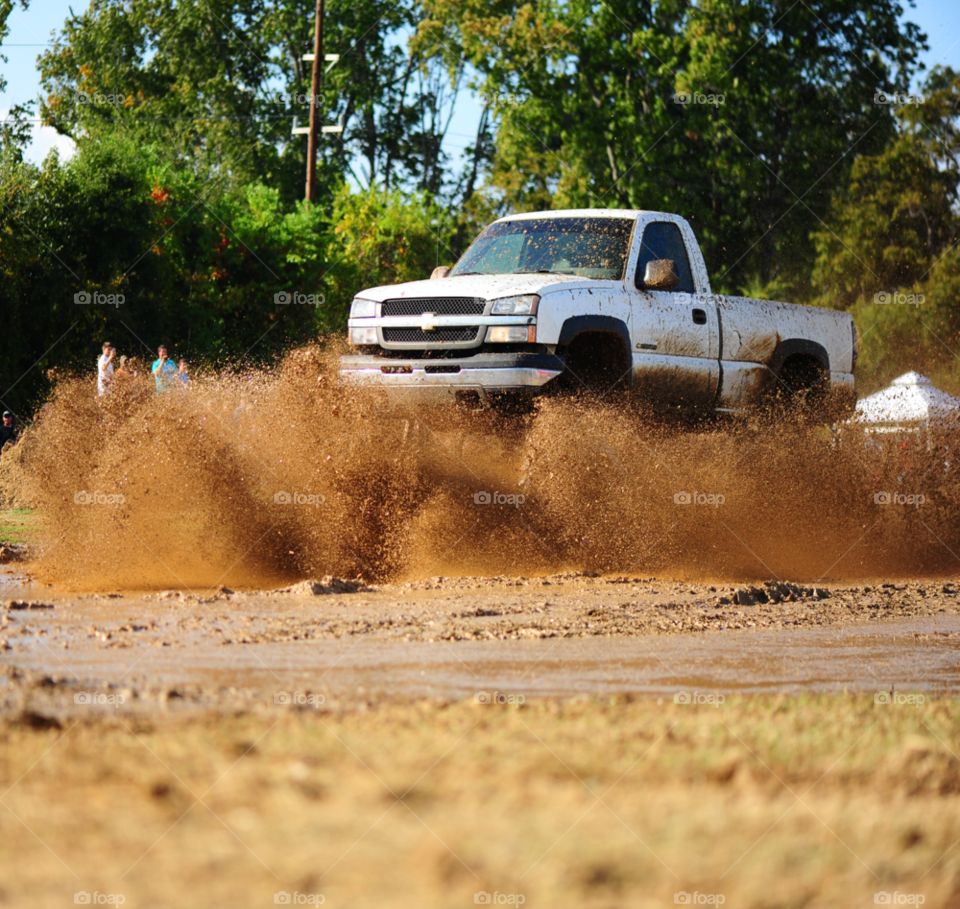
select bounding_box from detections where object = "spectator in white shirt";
[97,342,116,396]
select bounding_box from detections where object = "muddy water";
[5,614,959,702]
[3,578,959,710]
[5,345,960,712]
[5,346,960,589]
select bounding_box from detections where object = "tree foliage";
[36,0,491,204]
[0,135,445,415]
[812,134,959,308]
[418,0,924,292]
[815,67,960,389]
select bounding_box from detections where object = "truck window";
[450,217,635,280]
[636,221,694,293]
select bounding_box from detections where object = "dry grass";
[0,695,958,908]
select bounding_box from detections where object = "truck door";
[628,220,720,408]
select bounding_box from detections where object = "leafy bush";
[0,135,452,414]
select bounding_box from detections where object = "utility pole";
[305,0,324,204]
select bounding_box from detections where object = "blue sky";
[2,0,958,170]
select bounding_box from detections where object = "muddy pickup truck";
[339,209,857,415]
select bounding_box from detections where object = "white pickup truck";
[339,209,857,415]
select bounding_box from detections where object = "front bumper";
[339,351,562,393]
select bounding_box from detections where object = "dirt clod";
[272,577,371,596]
[4,600,53,610]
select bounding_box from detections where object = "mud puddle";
[3,618,959,714]
[3,574,959,717]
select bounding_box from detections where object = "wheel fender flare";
[557,316,633,387]
[769,339,830,376]
[557,316,632,352]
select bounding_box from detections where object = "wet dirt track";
[3,572,960,716]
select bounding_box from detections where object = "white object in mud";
[853,372,960,426]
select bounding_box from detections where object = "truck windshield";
[449,217,635,280]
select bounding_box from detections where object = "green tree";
[819,67,960,391]
[0,127,459,415]
[322,185,457,325]
[811,134,958,308]
[418,0,924,293]
[37,0,484,204]
[812,66,960,310]
[901,65,960,178]
[849,247,960,392]
[0,134,330,414]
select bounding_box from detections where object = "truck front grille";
[381,298,485,316]
[382,327,480,344]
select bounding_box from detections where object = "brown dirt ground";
[3,572,959,653]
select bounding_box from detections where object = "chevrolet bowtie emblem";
[420,311,437,331]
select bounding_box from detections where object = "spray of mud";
[3,344,960,591]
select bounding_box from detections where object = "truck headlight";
[490,294,539,315]
[350,297,378,318]
[487,326,536,343]
[349,326,378,345]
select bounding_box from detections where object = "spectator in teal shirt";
[152,345,178,394]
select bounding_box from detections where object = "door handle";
[692,308,707,325]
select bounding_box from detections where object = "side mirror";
[431,265,452,280]
[643,259,680,291]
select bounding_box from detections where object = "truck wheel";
[556,331,631,398]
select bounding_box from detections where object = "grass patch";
[0,694,956,908]
[0,507,39,545]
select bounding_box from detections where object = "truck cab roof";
[497,209,686,223]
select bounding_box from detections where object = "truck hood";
[354,273,609,302]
